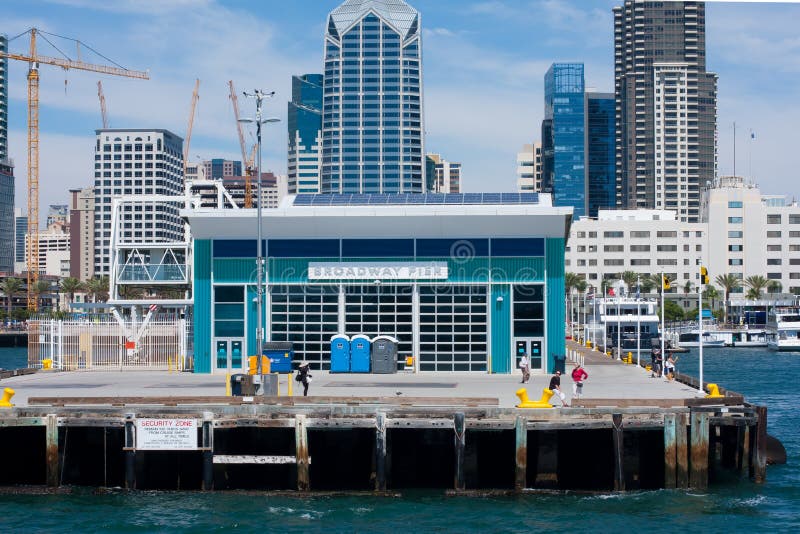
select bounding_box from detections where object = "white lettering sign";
[136,418,198,451]
[308,262,449,280]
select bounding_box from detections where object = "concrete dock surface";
[1,344,703,408]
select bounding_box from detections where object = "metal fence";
[28,317,189,371]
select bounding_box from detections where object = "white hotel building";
[565,176,800,299]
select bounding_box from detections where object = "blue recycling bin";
[261,342,294,373]
[350,334,371,373]
[330,334,351,373]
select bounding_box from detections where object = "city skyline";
[2,0,799,217]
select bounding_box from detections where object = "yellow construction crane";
[97,80,108,128]
[183,79,200,179]
[228,80,253,208]
[0,28,148,310]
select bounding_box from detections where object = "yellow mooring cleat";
[516,387,554,409]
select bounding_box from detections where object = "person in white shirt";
[518,355,530,383]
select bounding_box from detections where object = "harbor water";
[0,346,797,532]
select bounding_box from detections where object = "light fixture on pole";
[239,89,279,369]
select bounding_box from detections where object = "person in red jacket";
[571,364,588,399]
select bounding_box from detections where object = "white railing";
[28,317,188,371]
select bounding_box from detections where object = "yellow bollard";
[515,388,554,409]
[0,387,15,408]
[225,373,232,397]
[42,359,52,370]
[586,340,592,348]
[705,383,724,398]
[168,355,173,374]
[288,371,293,397]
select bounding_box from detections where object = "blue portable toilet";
[330,334,351,373]
[350,334,371,373]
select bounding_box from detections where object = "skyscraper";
[425,154,461,193]
[541,63,586,218]
[614,0,717,222]
[14,208,27,269]
[585,92,615,217]
[202,159,242,181]
[516,142,543,193]
[321,0,424,193]
[287,74,323,194]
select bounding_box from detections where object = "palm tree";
[602,276,617,296]
[640,277,655,295]
[647,273,672,295]
[564,272,581,332]
[767,280,782,295]
[621,270,638,295]
[703,285,720,311]
[683,280,694,294]
[33,280,51,310]
[86,276,110,303]
[60,277,83,307]
[1,277,23,316]
[715,274,741,324]
[744,275,769,301]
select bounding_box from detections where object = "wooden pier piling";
[454,412,465,491]
[676,412,689,488]
[45,414,58,487]
[375,412,387,491]
[612,413,625,491]
[663,413,677,489]
[753,406,767,483]
[514,415,527,492]
[201,414,214,491]
[295,415,310,491]
[690,411,709,489]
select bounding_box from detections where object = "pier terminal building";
[182,193,572,375]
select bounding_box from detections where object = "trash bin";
[553,353,566,374]
[230,373,246,396]
[371,335,398,374]
[330,334,351,373]
[261,342,294,373]
[350,334,371,373]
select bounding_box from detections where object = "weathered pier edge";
[0,395,766,493]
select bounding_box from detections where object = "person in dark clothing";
[548,370,567,406]
[297,361,312,396]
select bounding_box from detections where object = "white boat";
[677,331,726,348]
[767,307,800,351]
[710,328,770,348]
[584,297,661,355]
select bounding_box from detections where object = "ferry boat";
[712,328,770,348]
[767,307,800,351]
[676,331,726,348]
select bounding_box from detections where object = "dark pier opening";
[0,427,45,485]
[212,428,296,490]
[388,429,454,488]
[309,428,374,490]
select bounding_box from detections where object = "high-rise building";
[0,160,12,273]
[192,173,287,209]
[516,142,543,192]
[585,92,616,217]
[542,63,586,218]
[46,204,69,229]
[321,0,424,193]
[69,187,95,281]
[288,74,323,194]
[14,208,27,271]
[26,229,70,277]
[93,129,184,276]
[202,159,242,181]
[614,0,717,222]
[425,154,460,193]
[1,34,8,162]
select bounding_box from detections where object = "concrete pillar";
[515,415,527,492]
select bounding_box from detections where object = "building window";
[728,217,743,224]
[630,231,650,238]
[604,259,624,266]
[656,231,678,238]
[630,259,651,266]
[603,231,624,238]
[728,201,743,208]
[767,273,782,280]
[728,231,743,238]
[767,245,782,252]
[728,244,743,252]
[767,259,782,265]
[729,259,743,266]
[604,245,624,252]
[657,245,677,252]
[767,231,782,238]
[767,214,782,224]
[790,214,800,225]
[629,245,651,252]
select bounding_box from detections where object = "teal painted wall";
[214,258,257,283]
[546,238,566,373]
[193,240,212,373]
[490,284,511,373]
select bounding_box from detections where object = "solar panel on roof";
[501,193,520,203]
[330,194,351,204]
[425,194,445,204]
[349,196,370,205]
[311,195,333,205]
[519,193,539,204]
[293,195,314,205]
[444,194,464,204]
[482,193,502,202]
[463,193,482,204]
[406,194,426,204]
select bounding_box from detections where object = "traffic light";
[700,266,709,285]
[662,275,671,291]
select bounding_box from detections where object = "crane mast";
[183,79,200,180]
[97,80,108,129]
[0,28,149,310]
[229,80,253,208]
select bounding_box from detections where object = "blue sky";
[3,0,800,216]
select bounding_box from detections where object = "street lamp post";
[239,90,279,369]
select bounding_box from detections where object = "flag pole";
[617,282,621,360]
[661,272,665,377]
[636,275,641,367]
[699,280,704,390]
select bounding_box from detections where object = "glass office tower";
[586,93,615,217]
[321,0,424,193]
[542,63,586,218]
[287,74,323,194]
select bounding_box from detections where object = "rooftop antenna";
[733,121,736,178]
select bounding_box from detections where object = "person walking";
[519,354,531,384]
[664,353,677,381]
[296,361,312,396]
[571,363,588,399]
[549,370,567,406]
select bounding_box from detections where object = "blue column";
[490,284,511,373]
[546,238,566,373]
[193,240,212,373]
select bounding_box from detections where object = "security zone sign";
[136,419,198,451]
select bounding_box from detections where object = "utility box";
[261,342,294,373]
[371,335,398,374]
[330,334,351,373]
[230,373,246,396]
[231,373,278,396]
[350,334,371,373]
